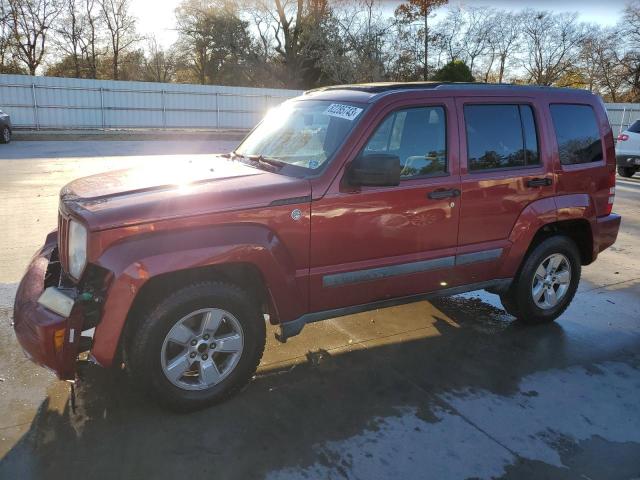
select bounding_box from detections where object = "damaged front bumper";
[13,233,86,380]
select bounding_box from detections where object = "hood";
[60,156,311,231]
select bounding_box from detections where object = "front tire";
[0,126,10,144]
[127,281,266,412]
[617,166,636,178]
[500,236,581,325]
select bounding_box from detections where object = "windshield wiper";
[248,154,285,169]
[230,152,284,171]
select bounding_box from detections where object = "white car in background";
[616,120,640,177]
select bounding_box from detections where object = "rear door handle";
[527,178,552,187]
[428,188,461,200]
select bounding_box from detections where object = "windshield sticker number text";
[324,104,363,121]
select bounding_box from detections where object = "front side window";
[362,106,447,178]
[550,104,603,165]
[465,104,540,171]
[235,100,365,175]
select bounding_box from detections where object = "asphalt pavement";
[0,141,639,480]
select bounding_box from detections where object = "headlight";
[68,220,87,279]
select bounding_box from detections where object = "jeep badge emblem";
[291,209,302,221]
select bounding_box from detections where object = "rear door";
[308,98,461,312]
[455,97,555,284]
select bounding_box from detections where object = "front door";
[308,99,461,312]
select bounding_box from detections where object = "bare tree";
[520,11,585,86]
[144,36,174,82]
[489,11,522,83]
[623,0,640,40]
[8,0,61,75]
[578,28,601,92]
[82,0,101,78]
[432,6,465,66]
[394,0,448,80]
[53,0,87,77]
[327,0,391,83]
[0,0,12,69]
[577,27,625,100]
[270,0,305,85]
[458,6,493,76]
[100,0,137,80]
[621,1,640,100]
[249,0,333,87]
[248,3,274,63]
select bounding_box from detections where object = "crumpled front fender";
[90,224,307,367]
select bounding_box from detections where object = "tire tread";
[127,280,265,412]
[501,235,581,325]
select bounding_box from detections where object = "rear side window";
[550,104,603,165]
[627,120,640,133]
[363,106,447,178]
[464,104,539,171]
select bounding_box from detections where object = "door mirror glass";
[347,153,401,187]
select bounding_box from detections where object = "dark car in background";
[0,108,11,144]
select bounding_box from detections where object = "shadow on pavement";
[1,296,638,479]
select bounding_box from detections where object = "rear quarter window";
[627,120,640,133]
[550,104,603,165]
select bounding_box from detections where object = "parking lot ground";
[1,141,640,480]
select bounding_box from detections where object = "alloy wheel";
[531,253,571,310]
[161,308,244,390]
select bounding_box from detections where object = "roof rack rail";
[305,82,590,95]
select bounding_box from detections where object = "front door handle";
[527,177,552,187]
[428,188,461,200]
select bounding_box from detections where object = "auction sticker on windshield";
[325,104,363,121]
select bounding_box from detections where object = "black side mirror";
[347,153,401,187]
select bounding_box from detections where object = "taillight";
[617,133,629,141]
[606,171,615,214]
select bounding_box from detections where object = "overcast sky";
[130,0,630,48]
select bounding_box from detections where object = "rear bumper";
[615,154,640,167]
[594,213,621,254]
[13,236,83,380]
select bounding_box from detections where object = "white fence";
[1,74,639,133]
[0,74,302,130]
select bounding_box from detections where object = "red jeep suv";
[13,83,621,411]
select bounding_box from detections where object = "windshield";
[235,100,365,175]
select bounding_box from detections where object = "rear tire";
[127,281,266,412]
[500,236,581,325]
[617,166,636,178]
[0,126,10,144]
